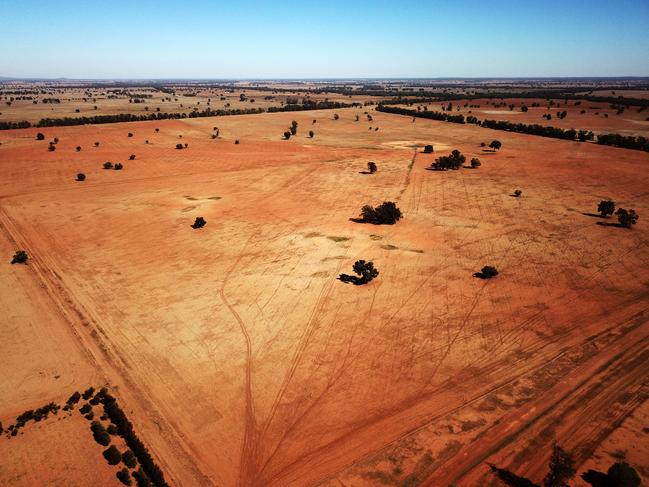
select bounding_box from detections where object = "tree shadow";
[358,170,372,174]
[473,272,489,279]
[463,165,477,169]
[582,212,606,218]
[509,194,522,198]
[349,217,395,225]
[338,274,365,285]
[596,221,623,227]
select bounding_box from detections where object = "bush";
[107,423,119,435]
[11,250,28,264]
[597,200,615,217]
[36,132,45,140]
[76,173,86,181]
[129,154,136,160]
[103,445,122,465]
[122,449,137,468]
[582,461,641,487]
[367,162,377,173]
[191,217,206,229]
[423,145,434,153]
[616,208,638,228]
[470,158,481,168]
[359,201,402,224]
[116,468,132,486]
[103,162,113,169]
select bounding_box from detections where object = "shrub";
[11,250,28,264]
[103,445,122,465]
[360,201,402,225]
[175,143,184,150]
[513,190,522,197]
[76,146,81,152]
[333,113,339,120]
[616,208,638,228]
[309,130,314,138]
[480,142,486,147]
[352,260,379,284]
[470,158,481,168]
[103,162,113,169]
[155,128,159,133]
[129,154,136,160]
[116,468,132,486]
[234,140,240,144]
[48,144,56,151]
[597,200,615,217]
[76,173,86,181]
[191,217,206,229]
[312,119,316,124]
[122,449,137,468]
[283,131,291,140]
[489,140,502,151]
[94,141,100,147]
[36,132,45,140]
[114,163,123,170]
[367,162,377,173]
[423,145,434,153]
[127,133,133,137]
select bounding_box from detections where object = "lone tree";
[470,157,481,168]
[76,173,86,181]
[616,208,638,228]
[513,189,522,197]
[352,260,379,284]
[290,120,298,135]
[489,140,502,151]
[367,161,377,174]
[308,130,314,138]
[478,266,498,278]
[582,462,641,487]
[489,444,575,487]
[359,201,402,224]
[103,162,113,169]
[191,216,206,229]
[431,150,465,170]
[36,132,45,141]
[423,145,434,153]
[597,200,615,217]
[283,131,291,140]
[11,250,28,264]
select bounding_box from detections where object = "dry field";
[0,107,648,486]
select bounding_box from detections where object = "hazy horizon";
[1,0,648,79]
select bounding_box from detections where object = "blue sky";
[1,0,648,78]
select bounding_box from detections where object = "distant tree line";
[378,104,648,152]
[267,100,361,113]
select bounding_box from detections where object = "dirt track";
[0,108,647,486]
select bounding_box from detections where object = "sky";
[1,0,648,79]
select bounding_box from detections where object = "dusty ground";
[0,107,647,486]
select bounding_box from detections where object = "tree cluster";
[358,201,402,224]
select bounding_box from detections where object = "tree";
[175,143,184,149]
[359,201,402,224]
[521,105,529,112]
[116,468,132,486]
[488,464,539,487]
[352,260,379,284]
[367,162,377,173]
[430,150,465,170]
[480,142,486,147]
[309,130,314,138]
[76,173,86,181]
[103,162,113,169]
[479,266,499,278]
[103,445,122,465]
[514,190,522,197]
[423,145,434,153]
[114,163,123,170]
[94,142,100,147]
[129,154,136,160]
[283,131,291,140]
[597,200,615,217]
[11,250,28,264]
[48,143,56,152]
[155,128,160,133]
[616,208,638,228]
[582,462,641,487]
[122,449,138,468]
[191,217,206,229]
[489,140,502,151]
[76,146,81,152]
[36,132,45,140]
[471,158,481,168]
[489,445,575,487]
[128,133,133,138]
[290,120,298,135]
[235,140,240,144]
[90,421,111,446]
[333,113,339,120]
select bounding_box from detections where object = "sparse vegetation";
[339,260,379,285]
